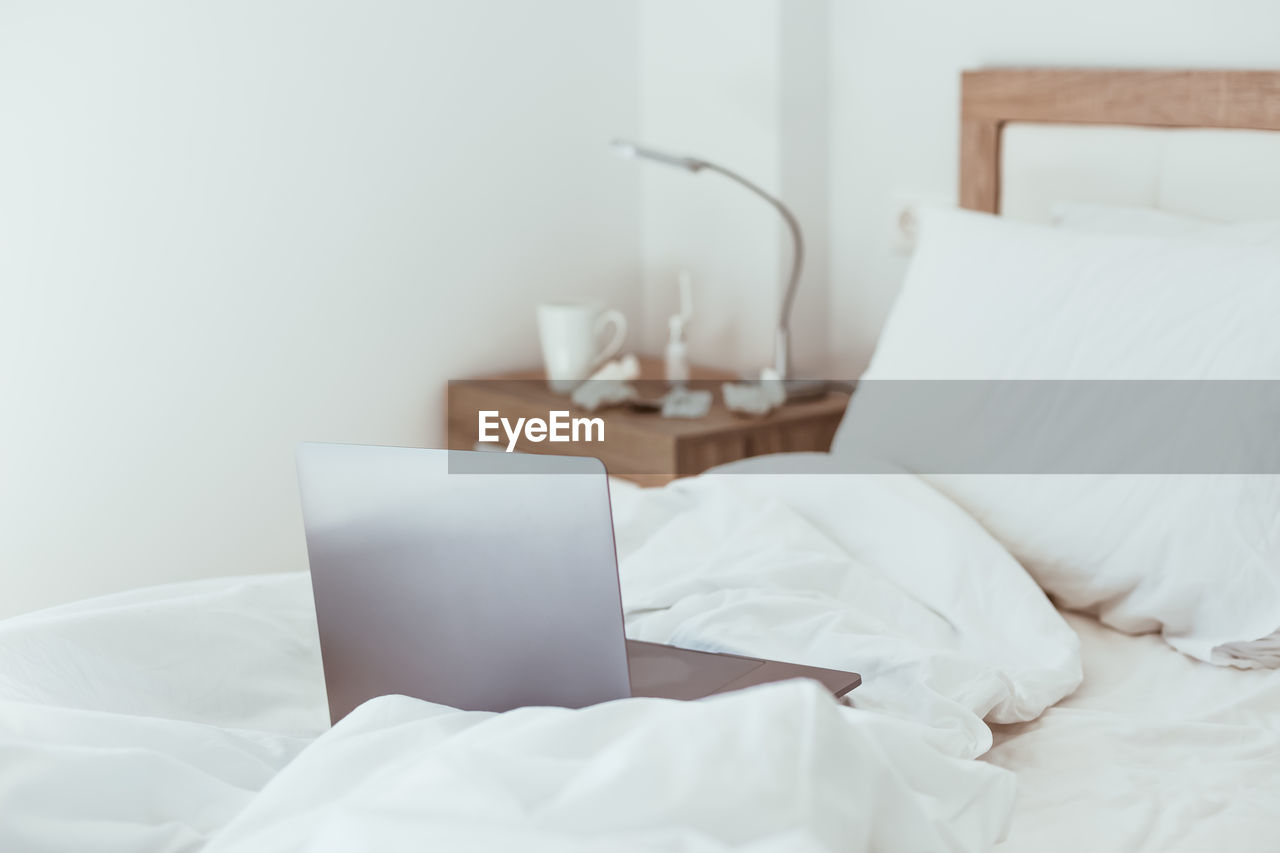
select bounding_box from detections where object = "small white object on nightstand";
[664,271,694,386]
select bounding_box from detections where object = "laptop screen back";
[296,444,631,722]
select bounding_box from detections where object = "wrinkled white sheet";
[611,459,1082,759]
[988,611,1280,853]
[203,684,1015,853]
[0,463,1084,852]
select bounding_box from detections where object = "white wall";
[827,0,1280,374]
[0,0,641,616]
[10,0,1279,616]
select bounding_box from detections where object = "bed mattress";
[988,611,1280,853]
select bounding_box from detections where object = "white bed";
[924,67,1280,850]
[1,464,1080,852]
[2,465,1277,852]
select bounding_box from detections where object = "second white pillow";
[1051,201,1280,249]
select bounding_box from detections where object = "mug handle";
[592,309,628,368]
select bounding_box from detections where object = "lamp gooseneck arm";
[694,161,804,379]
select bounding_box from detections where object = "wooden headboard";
[959,69,1280,214]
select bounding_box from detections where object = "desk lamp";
[610,139,813,392]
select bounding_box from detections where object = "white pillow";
[1052,201,1280,249]
[835,206,1280,667]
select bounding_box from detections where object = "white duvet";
[0,459,1085,852]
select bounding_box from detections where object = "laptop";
[296,443,860,723]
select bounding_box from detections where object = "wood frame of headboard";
[959,69,1280,213]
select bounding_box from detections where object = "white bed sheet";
[2,461,1274,851]
[989,611,1280,853]
[0,466,1084,853]
[0,572,1021,853]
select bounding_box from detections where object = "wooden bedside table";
[446,358,850,486]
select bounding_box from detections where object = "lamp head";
[610,139,703,172]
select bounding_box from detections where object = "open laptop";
[296,443,860,723]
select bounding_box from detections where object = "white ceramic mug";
[536,303,628,392]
